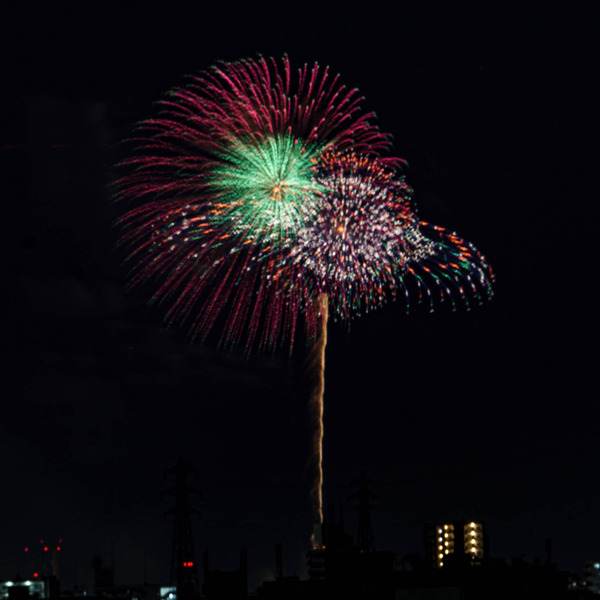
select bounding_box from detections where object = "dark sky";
[2,3,597,594]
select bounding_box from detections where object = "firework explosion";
[115,55,493,527]
[282,151,415,322]
[278,150,493,326]
[116,55,396,351]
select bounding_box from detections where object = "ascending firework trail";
[115,55,494,528]
[305,293,328,524]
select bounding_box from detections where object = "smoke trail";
[307,293,328,524]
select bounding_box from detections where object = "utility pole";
[163,456,201,600]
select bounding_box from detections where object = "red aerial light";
[33,573,39,579]
[24,548,29,552]
[57,547,61,551]
[44,547,48,552]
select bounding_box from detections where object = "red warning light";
[44,547,48,552]
[24,548,29,552]
[57,547,61,551]
[33,573,39,579]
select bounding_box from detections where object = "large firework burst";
[115,56,396,350]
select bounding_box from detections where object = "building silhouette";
[424,521,487,568]
[584,561,600,594]
[202,551,247,600]
[260,503,393,599]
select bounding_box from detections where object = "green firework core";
[208,135,325,248]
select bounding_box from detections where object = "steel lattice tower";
[349,471,377,552]
[163,456,201,600]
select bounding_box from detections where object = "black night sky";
[2,3,597,594]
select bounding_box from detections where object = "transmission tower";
[349,471,377,552]
[163,456,201,600]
